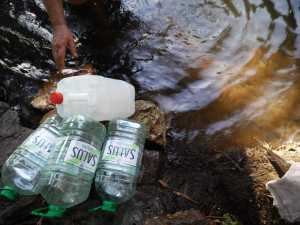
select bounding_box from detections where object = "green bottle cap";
[31,205,66,218]
[102,200,118,213]
[89,200,118,213]
[0,186,18,201]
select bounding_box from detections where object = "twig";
[158,180,200,205]
[266,150,290,177]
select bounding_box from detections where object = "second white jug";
[50,75,135,121]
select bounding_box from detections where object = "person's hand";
[52,24,77,72]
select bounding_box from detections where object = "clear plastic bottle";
[93,120,146,213]
[0,115,62,201]
[32,115,106,218]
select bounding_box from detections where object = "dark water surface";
[1,0,300,149]
[120,0,300,150]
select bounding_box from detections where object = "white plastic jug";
[50,75,135,121]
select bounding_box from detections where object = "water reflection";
[121,0,300,147]
[1,0,300,149]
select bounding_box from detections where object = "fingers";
[53,43,66,72]
[52,27,77,72]
[67,38,78,58]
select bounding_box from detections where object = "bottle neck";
[41,115,62,127]
[108,130,145,144]
[40,123,61,136]
[63,129,104,147]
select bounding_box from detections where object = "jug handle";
[67,92,96,106]
[67,93,89,100]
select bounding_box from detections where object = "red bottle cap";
[50,92,64,105]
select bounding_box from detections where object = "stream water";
[0,0,299,160]
[1,0,300,150]
[0,1,300,224]
[120,0,300,151]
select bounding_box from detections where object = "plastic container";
[50,75,135,121]
[0,115,62,201]
[92,120,146,213]
[32,115,106,218]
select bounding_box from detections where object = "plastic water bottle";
[0,115,62,201]
[50,75,135,121]
[93,120,146,213]
[32,115,106,218]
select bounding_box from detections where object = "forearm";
[43,0,67,28]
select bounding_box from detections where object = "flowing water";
[1,0,300,150]
[119,0,300,150]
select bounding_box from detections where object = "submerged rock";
[130,100,168,147]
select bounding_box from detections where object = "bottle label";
[101,139,140,167]
[64,140,100,173]
[23,129,57,159]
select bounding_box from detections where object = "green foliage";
[222,213,242,225]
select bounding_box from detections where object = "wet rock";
[0,0,54,79]
[0,102,20,137]
[0,72,41,126]
[144,210,211,225]
[0,102,32,165]
[130,100,168,147]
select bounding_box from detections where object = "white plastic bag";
[266,163,300,222]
